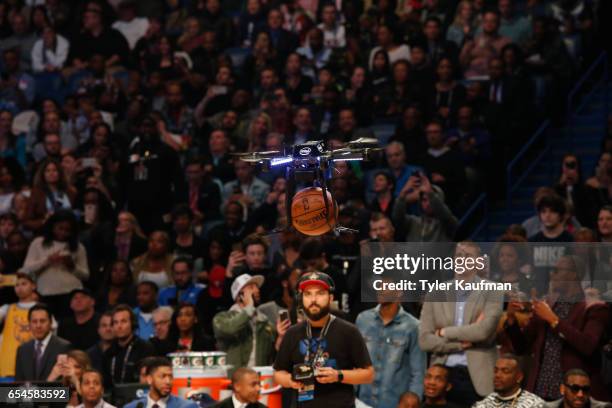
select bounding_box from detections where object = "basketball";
[291,187,338,236]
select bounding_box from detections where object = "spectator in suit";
[540,369,612,408]
[213,367,266,408]
[15,303,72,381]
[124,357,198,408]
[419,242,503,406]
[184,159,222,225]
[504,255,610,401]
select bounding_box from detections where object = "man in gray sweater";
[392,172,458,242]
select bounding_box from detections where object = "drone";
[233,138,382,235]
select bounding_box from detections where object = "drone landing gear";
[332,225,359,235]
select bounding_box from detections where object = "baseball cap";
[297,271,335,292]
[69,288,94,300]
[231,274,264,301]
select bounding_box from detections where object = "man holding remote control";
[273,271,374,407]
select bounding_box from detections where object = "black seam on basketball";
[291,206,334,218]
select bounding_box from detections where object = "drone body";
[234,138,381,236]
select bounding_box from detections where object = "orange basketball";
[291,187,338,236]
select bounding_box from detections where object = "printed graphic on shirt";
[299,338,337,369]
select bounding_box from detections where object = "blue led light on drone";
[271,157,293,166]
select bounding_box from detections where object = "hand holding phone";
[279,310,289,323]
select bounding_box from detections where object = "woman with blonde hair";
[113,211,147,262]
[244,112,271,152]
[47,349,92,407]
[446,0,477,46]
[131,230,175,289]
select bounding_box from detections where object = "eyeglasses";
[564,383,591,394]
[153,319,170,326]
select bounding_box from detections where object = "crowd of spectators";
[0,0,610,407]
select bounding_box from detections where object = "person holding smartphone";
[273,272,374,408]
[212,274,276,368]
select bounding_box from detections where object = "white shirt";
[35,331,52,357]
[368,44,411,70]
[318,23,346,48]
[0,301,37,324]
[138,271,171,290]
[146,395,169,408]
[31,35,70,73]
[112,18,150,50]
[232,394,248,408]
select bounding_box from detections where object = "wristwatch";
[337,370,344,383]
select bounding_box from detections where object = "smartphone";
[58,354,68,366]
[210,85,228,95]
[81,157,97,168]
[279,310,289,323]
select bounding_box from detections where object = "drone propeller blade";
[348,137,379,146]
[240,157,266,163]
[231,150,280,157]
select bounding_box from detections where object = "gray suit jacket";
[15,335,72,381]
[418,277,503,396]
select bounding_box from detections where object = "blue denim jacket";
[356,305,426,408]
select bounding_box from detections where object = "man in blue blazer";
[124,357,198,408]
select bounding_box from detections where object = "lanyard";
[111,341,134,384]
[305,315,335,364]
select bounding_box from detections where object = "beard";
[303,303,330,321]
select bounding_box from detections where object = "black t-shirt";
[273,317,372,408]
[58,313,100,351]
[528,230,574,295]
